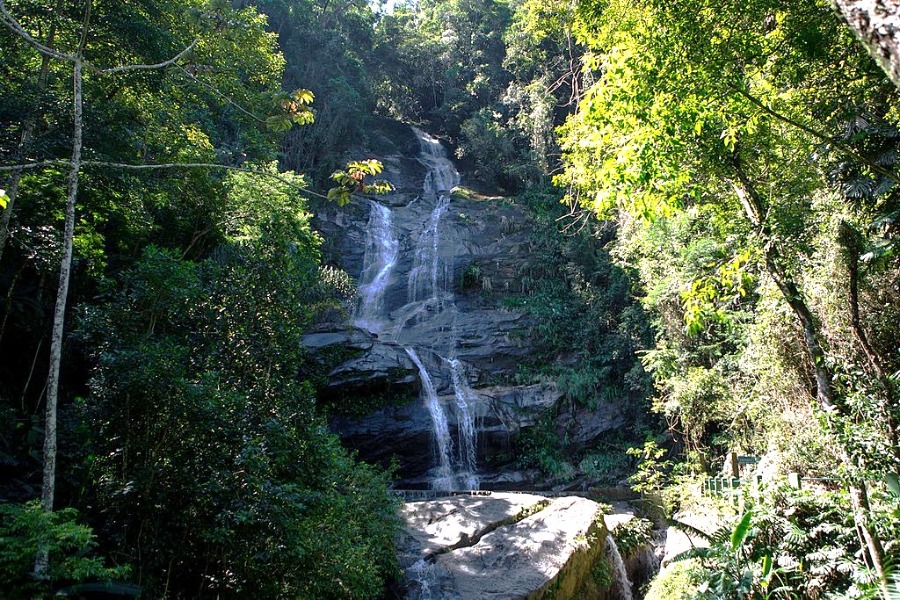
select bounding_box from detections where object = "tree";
[75,169,398,596]
[0,0,300,577]
[556,0,899,593]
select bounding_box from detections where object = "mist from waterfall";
[353,200,399,334]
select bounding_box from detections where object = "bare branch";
[101,39,198,74]
[0,0,75,61]
[0,160,70,172]
[0,159,325,198]
[173,66,266,123]
[0,160,343,202]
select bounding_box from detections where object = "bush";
[75,173,400,598]
[0,501,127,599]
[644,559,705,600]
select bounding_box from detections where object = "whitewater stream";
[352,127,479,491]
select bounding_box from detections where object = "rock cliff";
[307,122,628,487]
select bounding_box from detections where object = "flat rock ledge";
[397,493,610,600]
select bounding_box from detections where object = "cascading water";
[354,200,399,334]
[413,126,460,197]
[351,126,479,490]
[449,359,479,490]
[407,127,459,306]
[406,347,454,491]
[407,195,450,305]
[605,534,634,600]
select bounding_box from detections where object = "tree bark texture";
[35,57,83,580]
[832,0,900,88]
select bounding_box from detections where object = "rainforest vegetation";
[0,0,898,598]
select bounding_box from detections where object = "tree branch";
[0,159,335,201]
[831,0,900,89]
[0,160,70,172]
[173,66,266,123]
[100,39,197,74]
[729,154,837,413]
[0,0,75,61]
[727,82,900,184]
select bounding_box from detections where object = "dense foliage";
[0,0,397,597]
[553,0,900,594]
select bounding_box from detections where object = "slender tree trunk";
[840,220,900,465]
[34,56,83,580]
[730,156,890,598]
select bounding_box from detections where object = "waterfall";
[407,128,459,306]
[351,126,480,490]
[405,347,454,491]
[605,534,634,600]
[449,359,479,490]
[413,126,460,197]
[354,200,399,334]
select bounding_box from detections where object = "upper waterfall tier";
[353,200,399,334]
[412,126,460,197]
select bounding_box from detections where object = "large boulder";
[397,493,610,600]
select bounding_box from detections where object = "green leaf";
[291,88,315,105]
[730,510,752,553]
[760,554,773,584]
[0,188,8,209]
[266,114,293,132]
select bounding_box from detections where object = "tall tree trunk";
[831,0,900,89]
[34,56,83,580]
[730,156,890,598]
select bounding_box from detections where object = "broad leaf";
[731,510,753,553]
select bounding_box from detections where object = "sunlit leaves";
[681,248,757,336]
[267,89,316,131]
[327,159,393,206]
[0,188,8,210]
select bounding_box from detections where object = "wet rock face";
[308,122,628,486]
[397,493,610,600]
[327,375,626,486]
